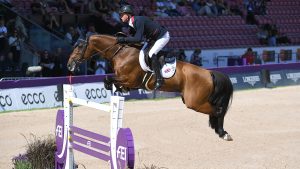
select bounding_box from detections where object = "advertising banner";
[269,69,300,86]
[229,72,264,90]
[0,86,61,112]
[283,70,300,85]
[71,83,111,103]
[1,66,299,112]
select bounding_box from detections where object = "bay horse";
[67,34,233,141]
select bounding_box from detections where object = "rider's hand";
[117,37,126,43]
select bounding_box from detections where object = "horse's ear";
[115,32,128,37]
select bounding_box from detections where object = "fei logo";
[56,125,63,138]
[117,146,127,161]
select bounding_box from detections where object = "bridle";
[73,39,88,64]
[74,36,123,64]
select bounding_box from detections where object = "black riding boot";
[151,54,164,90]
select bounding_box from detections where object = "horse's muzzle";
[67,60,77,72]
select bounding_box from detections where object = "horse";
[67,34,233,141]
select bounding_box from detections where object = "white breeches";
[143,31,170,58]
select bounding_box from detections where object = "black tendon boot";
[151,54,164,90]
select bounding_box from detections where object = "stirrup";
[154,78,164,90]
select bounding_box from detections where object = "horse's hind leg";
[209,108,233,141]
[184,100,232,141]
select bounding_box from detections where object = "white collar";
[129,17,134,28]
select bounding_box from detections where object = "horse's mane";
[90,34,116,40]
[90,34,143,50]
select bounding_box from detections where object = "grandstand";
[0,0,299,78]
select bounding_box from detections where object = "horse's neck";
[112,46,140,65]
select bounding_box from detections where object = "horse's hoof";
[104,84,112,90]
[222,133,233,141]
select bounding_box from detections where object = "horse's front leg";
[104,76,129,92]
[104,76,115,90]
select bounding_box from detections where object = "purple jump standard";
[54,84,135,169]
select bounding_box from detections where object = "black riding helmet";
[119,5,134,15]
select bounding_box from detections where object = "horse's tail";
[208,70,233,128]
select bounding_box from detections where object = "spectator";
[246,0,257,24]
[102,12,121,28]
[31,0,46,15]
[86,24,98,38]
[87,56,107,75]
[87,57,97,75]
[242,0,249,8]
[110,6,120,23]
[15,16,28,40]
[155,0,170,17]
[0,53,5,71]
[119,0,129,6]
[4,52,17,71]
[8,30,23,65]
[0,19,8,53]
[268,24,277,46]
[195,0,217,16]
[44,14,60,32]
[192,0,202,14]
[177,1,191,16]
[94,57,107,75]
[87,0,102,17]
[64,26,80,45]
[177,49,187,61]
[190,48,202,66]
[68,0,85,14]
[215,0,230,15]
[205,0,218,16]
[257,24,268,44]
[168,48,178,60]
[39,50,54,77]
[55,0,74,14]
[138,6,154,17]
[94,0,109,14]
[164,0,181,16]
[52,47,64,76]
[242,48,255,65]
[39,0,59,14]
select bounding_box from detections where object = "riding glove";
[117,37,126,43]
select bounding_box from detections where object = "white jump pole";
[62,84,124,169]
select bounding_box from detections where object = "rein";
[76,38,123,63]
[95,43,124,61]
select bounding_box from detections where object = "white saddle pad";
[139,48,176,79]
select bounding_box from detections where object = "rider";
[116,5,170,90]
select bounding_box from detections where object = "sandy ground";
[1,85,300,169]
